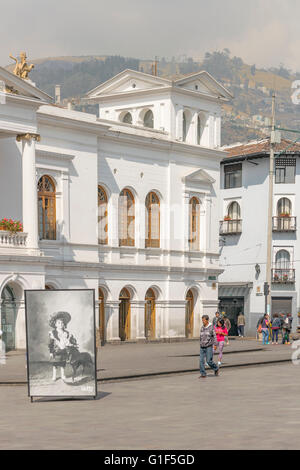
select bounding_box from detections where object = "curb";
[0,357,292,386]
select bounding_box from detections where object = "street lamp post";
[265,93,276,316]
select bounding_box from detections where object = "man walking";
[199,315,219,378]
[237,312,245,337]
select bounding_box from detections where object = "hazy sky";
[2,0,299,70]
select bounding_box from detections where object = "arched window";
[145,192,160,248]
[119,288,131,341]
[189,197,200,251]
[122,112,132,124]
[38,175,56,240]
[145,288,156,339]
[197,115,205,145]
[227,201,241,220]
[185,289,194,338]
[144,110,154,128]
[183,111,187,142]
[119,188,135,246]
[45,285,55,290]
[1,285,17,351]
[275,250,290,269]
[99,287,106,343]
[98,185,108,245]
[277,198,292,216]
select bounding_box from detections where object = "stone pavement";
[1,362,300,449]
[0,338,294,384]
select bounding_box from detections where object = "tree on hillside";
[202,50,233,81]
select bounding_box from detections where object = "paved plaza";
[1,362,300,449]
[0,338,293,383]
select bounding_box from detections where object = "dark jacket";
[271,317,281,329]
[200,324,217,348]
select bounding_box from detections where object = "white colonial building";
[219,138,300,336]
[0,66,232,349]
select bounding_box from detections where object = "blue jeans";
[200,346,219,376]
[272,329,279,342]
[238,325,244,336]
[262,329,269,344]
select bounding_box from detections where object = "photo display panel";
[25,289,97,399]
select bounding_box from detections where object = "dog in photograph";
[67,346,94,382]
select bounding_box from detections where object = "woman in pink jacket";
[214,319,228,366]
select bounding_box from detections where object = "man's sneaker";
[214,369,220,377]
[218,361,222,366]
[199,375,206,379]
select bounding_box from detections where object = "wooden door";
[185,290,194,338]
[145,288,156,339]
[119,288,130,341]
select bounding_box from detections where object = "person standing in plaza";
[199,315,219,378]
[282,313,293,345]
[214,319,228,366]
[212,311,221,328]
[259,313,270,345]
[271,313,281,344]
[0,329,5,366]
[237,312,245,337]
[224,315,231,345]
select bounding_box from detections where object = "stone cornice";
[100,130,226,159]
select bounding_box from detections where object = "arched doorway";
[119,288,131,341]
[1,285,17,351]
[185,290,194,338]
[145,288,156,339]
[99,287,106,343]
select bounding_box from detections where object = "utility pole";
[265,93,276,315]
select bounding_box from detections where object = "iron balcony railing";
[219,219,242,235]
[272,268,295,284]
[272,216,296,232]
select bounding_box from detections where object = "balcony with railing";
[219,219,242,235]
[272,216,296,232]
[272,268,295,284]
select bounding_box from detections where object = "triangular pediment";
[86,69,171,98]
[184,168,215,184]
[0,66,52,102]
[175,71,233,100]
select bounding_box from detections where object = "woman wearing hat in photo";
[48,311,78,382]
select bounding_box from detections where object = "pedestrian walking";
[259,314,270,345]
[214,319,228,366]
[271,314,281,344]
[199,315,219,378]
[237,312,245,337]
[224,316,231,345]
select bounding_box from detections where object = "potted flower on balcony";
[283,273,289,282]
[0,218,23,233]
[280,213,290,218]
[273,273,279,281]
[224,216,231,221]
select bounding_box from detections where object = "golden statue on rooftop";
[9,52,34,79]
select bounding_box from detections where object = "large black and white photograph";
[25,289,97,398]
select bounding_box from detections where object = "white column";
[106,301,121,341]
[131,300,146,340]
[17,134,40,252]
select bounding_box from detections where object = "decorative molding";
[16,133,40,142]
